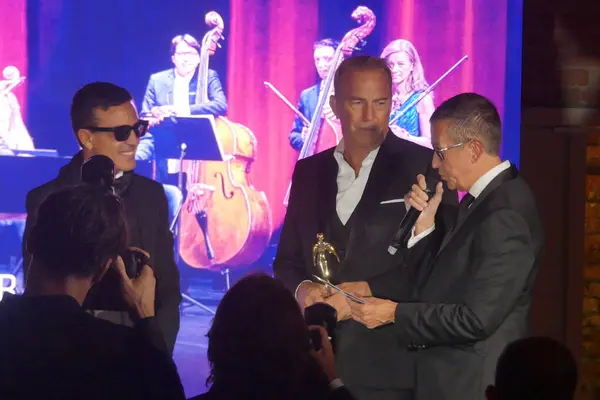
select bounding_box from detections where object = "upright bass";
[283,6,376,205]
[178,11,273,270]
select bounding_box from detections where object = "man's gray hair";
[430,93,502,155]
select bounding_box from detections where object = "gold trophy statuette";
[312,233,340,297]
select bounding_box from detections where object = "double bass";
[178,11,273,270]
[283,6,376,205]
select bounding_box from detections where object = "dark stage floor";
[174,276,225,398]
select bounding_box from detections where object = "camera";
[304,302,338,353]
[80,155,149,311]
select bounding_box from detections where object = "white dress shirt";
[333,139,380,224]
[295,139,380,297]
[172,73,193,117]
[407,160,512,247]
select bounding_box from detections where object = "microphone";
[388,167,439,255]
[81,155,117,190]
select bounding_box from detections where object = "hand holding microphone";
[405,173,444,235]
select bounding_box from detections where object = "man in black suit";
[348,93,545,400]
[273,55,457,400]
[1,184,184,399]
[22,82,181,354]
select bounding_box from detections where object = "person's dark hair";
[170,34,201,56]
[493,336,578,400]
[206,273,330,399]
[430,92,502,155]
[314,38,339,50]
[27,184,128,279]
[70,82,133,146]
[333,55,392,98]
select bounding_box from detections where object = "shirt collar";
[469,160,511,198]
[174,70,194,83]
[334,138,380,166]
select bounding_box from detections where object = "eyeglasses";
[433,140,472,161]
[83,120,149,142]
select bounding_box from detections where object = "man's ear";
[77,129,93,150]
[329,95,340,120]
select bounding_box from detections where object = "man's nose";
[362,104,374,121]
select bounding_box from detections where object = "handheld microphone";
[81,154,116,190]
[388,167,439,255]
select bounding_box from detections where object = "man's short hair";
[27,184,128,279]
[170,34,201,56]
[314,38,339,50]
[430,92,502,155]
[70,82,133,145]
[333,55,392,98]
[494,336,578,400]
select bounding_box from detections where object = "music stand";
[155,115,228,316]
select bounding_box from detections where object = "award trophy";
[311,232,367,304]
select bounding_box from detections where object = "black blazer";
[0,294,185,400]
[393,165,545,400]
[22,152,182,354]
[274,132,458,391]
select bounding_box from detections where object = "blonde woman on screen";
[381,39,433,149]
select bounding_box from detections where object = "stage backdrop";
[1,0,521,267]
[0,0,523,396]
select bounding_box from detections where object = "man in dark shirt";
[0,184,184,399]
[22,82,181,353]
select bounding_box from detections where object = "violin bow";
[390,55,468,125]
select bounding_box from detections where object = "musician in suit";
[22,82,182,354]
[141,33,227,183]
[347,93,545,400]
[289,38,342,151]
[274,55,457,400]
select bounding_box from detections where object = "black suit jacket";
[141,68,228,117]
[274,132,458,391]
[22,152,182,354]
[0,294,185,400]
[393,165,544,400]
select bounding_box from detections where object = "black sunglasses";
[83,120,149,142]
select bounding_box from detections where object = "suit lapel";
[345,133,408,257]
[315,149,339,241]
[436,164,518,256]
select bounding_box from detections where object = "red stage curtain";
[383,0,507,121]
[0,0,28,115]
[228,0,319,229]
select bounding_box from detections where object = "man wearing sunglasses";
[21,82,181,355]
